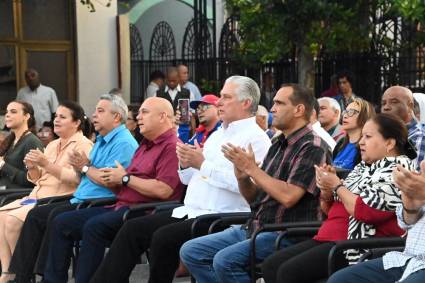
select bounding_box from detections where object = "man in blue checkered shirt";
[381,86,425,170]
[327,160,425,283]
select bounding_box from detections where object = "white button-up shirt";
[312,121,336,151]
[172,117,271,219]
[165,85,195,102]
[383,205,425,282]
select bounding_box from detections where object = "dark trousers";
[262,239,346,283]
[9,202,78,283]
[90,211,212,283]
[43,206,128,283]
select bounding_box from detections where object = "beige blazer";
[0,131,93,221]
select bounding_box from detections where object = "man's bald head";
[144,97,174,117]
[381,85,414,123]
[137,97,174,140]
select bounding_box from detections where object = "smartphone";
[178,99,190,124]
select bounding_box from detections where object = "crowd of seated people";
[0,71,423,283]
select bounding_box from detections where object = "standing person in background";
[178,64,202,101]
[157,67,194,143]
[334,71,357,112]
[0,101,43,189]
[16,69,59,130]
[145,70,165,100]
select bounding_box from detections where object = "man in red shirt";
[42,97,184,283]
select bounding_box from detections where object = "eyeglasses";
[342,109,360,117]
[196,104,213,112]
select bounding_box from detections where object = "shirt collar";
[65,131,85,145]
[284,124,313,145]
[165,84,181,92]
[58,131,86,151]
[224,117,256,132]
[97,124,126,144]
[141,128,175,148]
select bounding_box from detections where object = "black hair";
[337,70,354,85]
[282,83,315,120]
[149,70,165,82]
[372,113,417,159]
[58,101,94,139]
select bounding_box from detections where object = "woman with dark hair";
[333,97,375,171]
[261,113,416,283]
[0,101,43,189]
[0,101,93,282]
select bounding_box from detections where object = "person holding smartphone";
[156,67,195,143]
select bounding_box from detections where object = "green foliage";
[226,0,425,65]
[199,79,221,95]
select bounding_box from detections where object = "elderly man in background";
[256,105,274,138]
[311,99,337,151]
[318,97,345,143]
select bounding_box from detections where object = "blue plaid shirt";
[407,119,425,170]
[383,205,425,282]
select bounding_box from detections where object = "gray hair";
[99,93,128,124]
[256,105,269,128]
[318,97,341,116]
[225,75,260,114]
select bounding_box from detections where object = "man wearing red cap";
[188,94,221,147]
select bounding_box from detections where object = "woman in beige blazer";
[0,101,93,282]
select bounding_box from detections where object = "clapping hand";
[69,150,89,172]
[222,143,257,180]
[25,149,49,167]
[315,164,341,193]
[176,140,204,169]
[100,160,127,186]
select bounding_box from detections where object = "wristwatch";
[81,165,90,174]
[122,174,131,186]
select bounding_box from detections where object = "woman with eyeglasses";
[333,98,375,171]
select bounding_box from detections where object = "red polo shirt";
[114,129,183,209]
